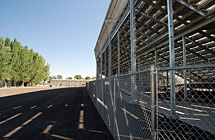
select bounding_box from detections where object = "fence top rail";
[93,63,215,82]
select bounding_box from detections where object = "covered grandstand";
[87,0,215,139]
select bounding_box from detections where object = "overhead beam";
[136,16,215,58]
[135,9,168,27]
[176,0,206,17]
[186,37,215,56]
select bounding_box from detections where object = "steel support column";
[96,59,99,80]
[100,55,103,79]
[189,70,192,90]
[117,31,121,103]
[138,57,141,71]
[100,53,104,122]
[130,0,136,74]
[108,25,112,77]
[130,0,137,100]
[117,31,120,76]
[105,50,107,77]
[167,0,176,116]
[155,49,158,67]
[182,36,187,100]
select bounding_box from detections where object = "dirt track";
[0,87,113,140]
[0,87,61,98]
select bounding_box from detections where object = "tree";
[66,77,73,80]
[49,75,57,81]
[74,75,82,79]
[0,37,12,87]
[31,55,50,84]
[41,64,50,82]
[19,46,30,86]
[57,75,63,79]
[0,37,50,87]
[10,39,23,86]
[85,76,90,80]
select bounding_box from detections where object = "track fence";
[87,64,215,140]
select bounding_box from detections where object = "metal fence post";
[151,65,158,140]
[113,77,116,139]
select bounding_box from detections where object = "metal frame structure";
[88,0,215,139]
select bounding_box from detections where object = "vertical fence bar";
[167,0,176,116]
[95,59,99,110]
[151,65,158,140]
[96,58,101,108]
[113,77,116,139]
[182,36,187,100]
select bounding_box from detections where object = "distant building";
[50,79,91,87]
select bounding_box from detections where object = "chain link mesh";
[87,66,215,140]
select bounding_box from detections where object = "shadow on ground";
[0,87,114,140]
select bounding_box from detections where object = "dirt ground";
[0,87,62,98]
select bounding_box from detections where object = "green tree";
[5,37,11,47]
[10,39,22,86]
[19,46,30,86]
[74,75,82,79]
[31,55,49,84]
[57,75,63,79]
[0,37,12,87]
[49,75,57,81]
[85,76,90,80]
[66,77,73,80]
[0,37,50,87]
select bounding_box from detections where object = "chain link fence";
[87,64,215,140]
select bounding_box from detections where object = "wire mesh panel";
[87,70,153,140]
[157,66,215,140]
[96,80,103,116]
[87,64,215,140]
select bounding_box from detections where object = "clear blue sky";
[0,0,110,78]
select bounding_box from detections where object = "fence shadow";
[0,87,114,140]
